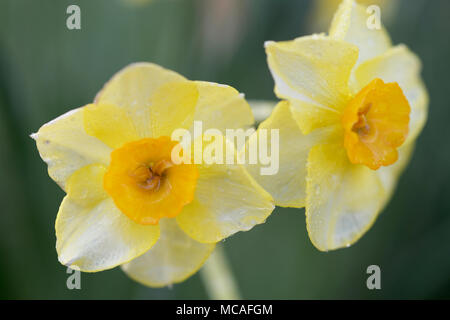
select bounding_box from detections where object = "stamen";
[129,160,175,191]
[139,175,161,190]
[131,165,153,182]
[352,103,371,136]
[152,159,174,176]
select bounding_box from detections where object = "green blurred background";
[0,0,449,299]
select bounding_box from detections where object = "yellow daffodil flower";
[245,0,428,251]
[32,63,274,286]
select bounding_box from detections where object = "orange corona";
[342,78,411,170]
[104,136,198,225]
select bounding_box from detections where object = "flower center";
[352,103,371,136]
[103,136,198,225]
[342,78,411,170]
[131,159,174,191]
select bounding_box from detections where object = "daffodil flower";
[32,63,274,286]
[245,0,428,251]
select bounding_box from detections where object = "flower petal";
[56,164,160,272]
[95,62,187,137]
[289,99,342,135]
[265,35,358,109]
[150,81,254,137]
[95,63,253,139]
[190,81,254,133]
[83,103,141,149]
[121,218,215,287]
[329,0,392,65]
[376,141,415,209]
[243,101,329,207]
[177,137,274,243]
[31,107,111,191]
[306,142,385,251]
[353,45,429,145]
[149,81,199,137]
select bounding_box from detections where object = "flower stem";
[200,245,241,300]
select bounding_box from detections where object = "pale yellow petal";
[83,103,140,149]
[150,81,199,137]
[190,81,254,133]
[376,141,415,209]
[244,101,331,208]
[329,0,392,65]
[354,45,429,144]
[289,99,341,135]
[150,81,254,137]
[31,107,111,191]
[95,62,187,137]
[97,64,253,139]
[265,35,358,109]
[121,219,215,287]
[56,164,160,272]
[177,137,274,243]
[306,142,385,251]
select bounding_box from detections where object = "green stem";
[200,245,241,300]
